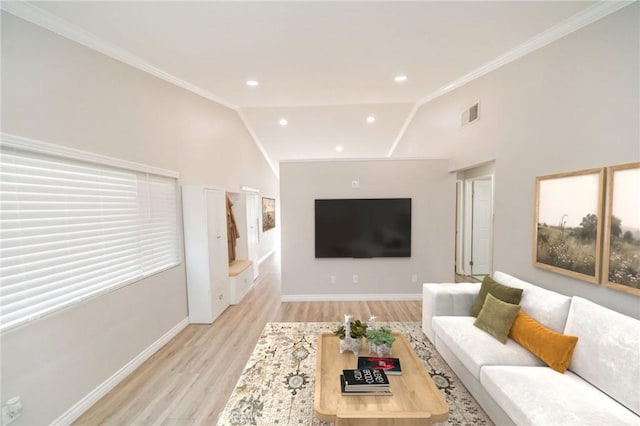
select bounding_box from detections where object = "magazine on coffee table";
[357,356,402,375]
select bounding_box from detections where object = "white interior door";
[206,189,229,320]
[245,191,260,280]
[455,180,464,275]
[470,178,493,276]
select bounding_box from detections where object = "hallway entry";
[455,162,495,277]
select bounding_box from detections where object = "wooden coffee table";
[314,333,449,426]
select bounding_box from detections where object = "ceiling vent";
[461,102,480,127]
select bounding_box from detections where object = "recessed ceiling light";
[246,80,259,87]
[366,116,376,124]
[394,75,407,83]
[279,118,288,126]
[335,145,343,152]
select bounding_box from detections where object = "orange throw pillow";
[509,310,578,373]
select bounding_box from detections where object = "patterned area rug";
[217,322,493,426]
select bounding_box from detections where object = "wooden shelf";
[229,259,252,277]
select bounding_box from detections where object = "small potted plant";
[333,314,368,355]
[366,327,396,357]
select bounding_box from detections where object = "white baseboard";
[51,317,189,426]
[281,293,421,302]
[258,249,275,265]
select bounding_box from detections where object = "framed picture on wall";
[262,197,276,232]
[602,162,640,296]
[533,167,605,284]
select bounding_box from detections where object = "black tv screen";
[315,198,411,258]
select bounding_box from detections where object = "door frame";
[456,173,494,277]
[469,176,494,276]
[242,186,261,280]
[455,180,464,275]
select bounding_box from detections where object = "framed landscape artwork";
[602,162,640,296]
[533,167,605,284]
[262,197,276,232]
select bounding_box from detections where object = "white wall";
[1,12,279,425]
[280,159,455,299]
[393,5,640,318]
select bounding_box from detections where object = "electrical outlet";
[2,397,23,426]
[330,275,336,284]
[352,274,358,283]
[411,274,418,283]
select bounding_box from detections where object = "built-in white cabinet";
[182,186,230,324]
[229,260,254,304]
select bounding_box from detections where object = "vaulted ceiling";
[7,1,623,175]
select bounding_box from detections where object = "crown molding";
[0,1,285,179]
[1,0,237,111]
[2,0,632,167]
[416,1,634,107]
[388,0,635,157]
[237,110,280,178]
[386,102,420,157]
[279,156,447,165]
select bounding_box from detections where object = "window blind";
[0,143,180,332]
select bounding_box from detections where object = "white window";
[0,135,181,332]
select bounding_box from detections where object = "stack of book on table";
[357,356,402,375]
[340,368,392,396]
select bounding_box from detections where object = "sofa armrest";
[422,283,480,343]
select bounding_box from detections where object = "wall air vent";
[461,102,480,127]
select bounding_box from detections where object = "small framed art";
[262,197,276,232]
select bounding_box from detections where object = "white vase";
[340,336,363,356]
[372,343,391,357]
[369,342,391,357]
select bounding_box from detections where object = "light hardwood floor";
[74,253,422,425]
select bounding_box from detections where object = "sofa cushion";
[422,283,480,343]
[564,296,640,416]
[432,316,543,380]
[481,366,640,426]
[493,271,571,333]
[474,293,520,344]
[470,275,523,317]
[509,310,578,373]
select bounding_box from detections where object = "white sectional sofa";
[422,271,640,426]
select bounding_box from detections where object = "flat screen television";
[315,198,411,258]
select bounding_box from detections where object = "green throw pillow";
[470,275,523,317]
[474,293,520,344]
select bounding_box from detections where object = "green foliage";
[366,327,396,346]
[608,240,640,288]
[333,325,346,339]
[610,216,622,240]
[537,214,639,287]
[537,225,596,275]
[333,320,368,339]
[578,214,598,241]
[607,215,639,288]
